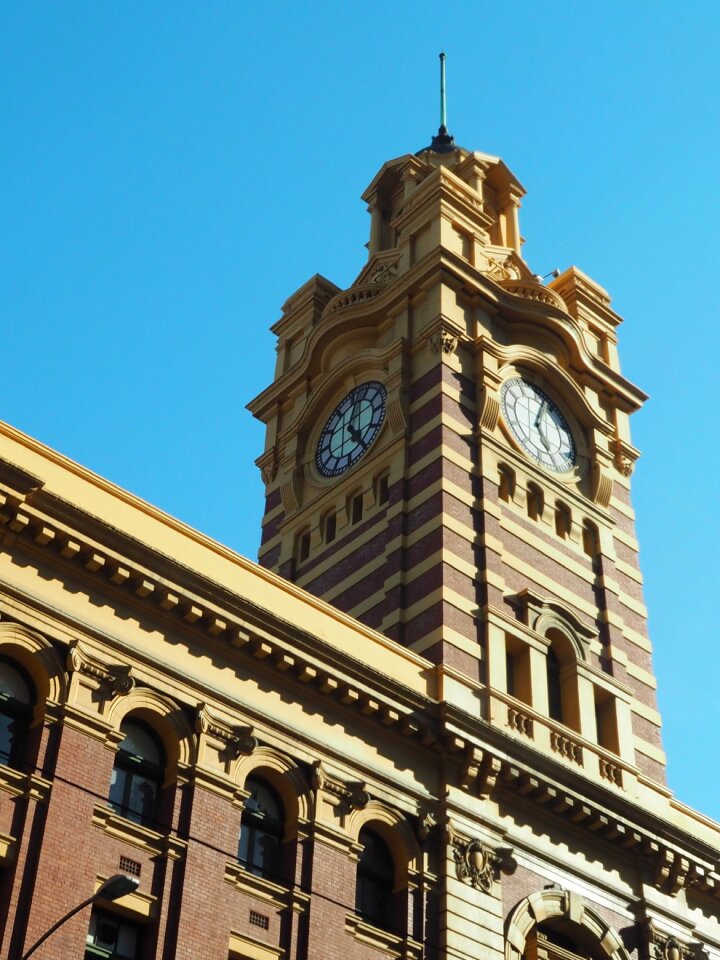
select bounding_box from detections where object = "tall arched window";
[546,647,563,723]
[108,720,165,825]
[238,776,285,880]
[0,658,33,769]
[355,827,395,931]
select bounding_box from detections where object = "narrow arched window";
[108,720,165,825]
[554,502,571,539]
[526,482,544,521]
[498,465,515,503]
[355,827,395,931]
[546,647,563,723]
[238,776,285,880]
[0,658,33,768]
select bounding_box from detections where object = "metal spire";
[439,51,447,134]
[427,51,455,153]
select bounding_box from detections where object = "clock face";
[501,378,576,474]
[315,381,387,478]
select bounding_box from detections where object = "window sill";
[224,861,290,908]
[92,804,186,861]
[345,913,407,958]
[0,763,51,803]
[228,929,284,960]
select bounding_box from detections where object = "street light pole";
[20,874,140,960]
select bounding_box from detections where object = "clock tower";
[249,119,664,794]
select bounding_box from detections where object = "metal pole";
[439,52,447,132]
[20,895,95,960]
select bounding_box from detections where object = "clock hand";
[534,400,552,451]
[347,423,368,450]
[534,399,548,429]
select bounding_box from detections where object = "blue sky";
[2,2,719,819]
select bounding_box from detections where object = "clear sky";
[2,2,719,820]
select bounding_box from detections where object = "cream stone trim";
[633,737,666,765]
[0,763,51,804]
[613,528,640,551]
[407,435,475,479]
[346,798,422,880]
[630,700,662,725]
[407,374,476,418]
[105,687,196,778]
[501,516,595,582]
[233,746,311,836]
[408,624,481,659]
[617,593,648,618]
[500,553,600,622]
[505,888,630,960]
[224,861,289,908]
[323,539,479,612]
[91,805,187,860]
[345,914,405,958]
[625,660,658,690]
[609,496,636,520]
[229,930,284,960]
[615,558,643,584]
[94,874,157,920]
[0,829,16,864]
[0,621,67,711]
[621,625,652,653]
[402,585,477,624]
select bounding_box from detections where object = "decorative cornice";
[311,761,369,813]
[68,641,135,697]
[196,703,258,759]
[499,277,567,312]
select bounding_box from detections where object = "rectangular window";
[86,910,140,960]
[594,692,620,753]
[377,474,389,505]
[298,531,310,562]
[325,512,336,544]
[351,494,363,525]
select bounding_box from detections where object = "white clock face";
[315,381,387,478]
[501,378,576,474]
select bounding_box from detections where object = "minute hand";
[534,400,552,451]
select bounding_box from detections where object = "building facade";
[0,130,718,960]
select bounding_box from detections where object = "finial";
[428,51,455,153]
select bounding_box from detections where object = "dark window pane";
[356,828,394,930]
[239,777,284,880]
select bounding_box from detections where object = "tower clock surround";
[314,380,387,479]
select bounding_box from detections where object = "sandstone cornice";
[438,708,720,901]
[0,476,443,754]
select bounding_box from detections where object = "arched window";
[355,827,395,931]
[526,482,544,521]
[554,502,571,539]
[546,647,563,723]
[238,776,285,880]
[498,464,515,503]
[108,720,165,825]
[0,658,33,768]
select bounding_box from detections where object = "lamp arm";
[20,893,95,960]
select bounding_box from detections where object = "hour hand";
[348,423,367,449]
